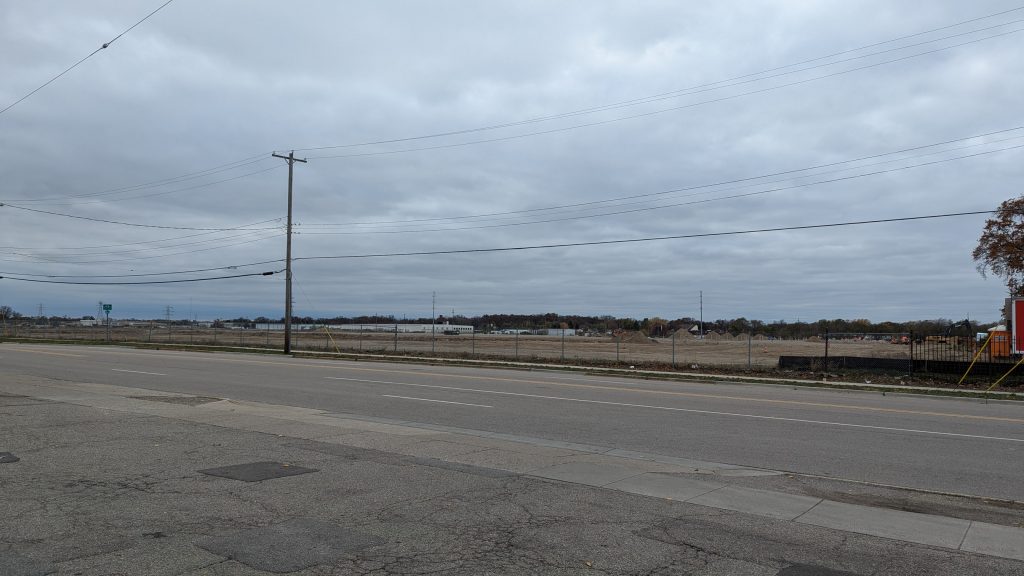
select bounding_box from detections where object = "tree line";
[1,304,992,339]
[237,313,991,339]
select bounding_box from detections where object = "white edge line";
[381,394,492,408]
[325,376,1024,443]
[111,368,167,376]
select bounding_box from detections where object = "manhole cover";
[777,565,860,576]
[0,452,20,464]
[198,461,317,482]
[197,519,382,572]
[129,395,221,406]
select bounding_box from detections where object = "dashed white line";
[381,394,493,408]
[326,376,1024,443]
[111,369,167,376]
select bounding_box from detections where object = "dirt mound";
[612,330,658,345]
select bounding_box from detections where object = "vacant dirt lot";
[6,326,909,368]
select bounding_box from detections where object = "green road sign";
[103,304,112,312]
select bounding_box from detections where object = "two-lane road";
[3,343,1022,500]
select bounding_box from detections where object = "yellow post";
[956,333,992,387]
[989,353,1024,390]
[322,325,341,354]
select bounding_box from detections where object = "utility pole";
[272,150,307,354]
[699,290,704,340]
[431,291,436,354]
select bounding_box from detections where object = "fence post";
[908,331,914,376]
[824,329,829,372]
[515,330,519,359]
[748,332,752,369]
[393,324,398,352]
[472,329,476,356]
[359,325,364,352]
[561,330,565,362]
[671,332,676,368]
[616,337,620,363]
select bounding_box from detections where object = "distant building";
[253,322,474,334]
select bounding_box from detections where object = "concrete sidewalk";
[2,374,1022,575]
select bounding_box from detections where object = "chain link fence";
[4,322,1021,386]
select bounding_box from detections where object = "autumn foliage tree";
[973,196,1024,296]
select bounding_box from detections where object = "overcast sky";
[1,1,1022,323]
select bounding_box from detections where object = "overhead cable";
[0,0,176,117]
[2,164,282,206]
[4,232,285,266]
[0,259,284,279]
[0,269,283,286]
[0,203,284,231]
[295,7,1024,153]
[302,125,1024,228]
[0,217,285,250]
[307,28,1024,161]
[294,211,997,261]
[298,143,1024,235]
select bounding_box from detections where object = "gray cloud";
[1,1,1021,323]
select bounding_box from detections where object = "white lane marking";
[382,394,492,408]
[326,376,1024,443]
[111,369,167,376]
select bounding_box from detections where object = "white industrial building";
[333,323,473,334]
[253,322,473,334]
[538,328,578,337]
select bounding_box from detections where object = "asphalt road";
[4,343,1023,501]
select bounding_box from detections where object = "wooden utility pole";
[272,151,307,354]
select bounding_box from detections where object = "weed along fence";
[777,331,1024,385]
[4,323,1022,386]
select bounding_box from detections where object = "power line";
[5,229,275,257]
[3,232,285,266]
[3,229,282,259]
[0,0,176,117]
[4,6,1018,209]
[4,5,1019,210]
[1,160,280,206]
[4,211,1000,280]
[0,217,285,250]
[295,210,998,261]
[0,259,284,279]
[0,269,283,286]
[294,7,1024,153]
[298,142,1024,235]
[307,27,1024,161]
[0,203,283,231]
[301,125,1024,228]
